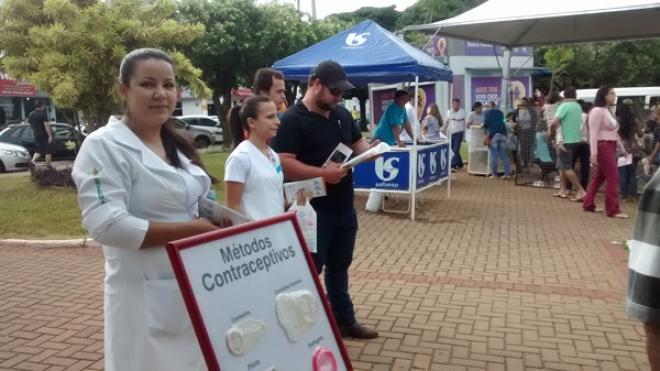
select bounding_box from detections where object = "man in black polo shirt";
[272,61,378,339]
[28,100,53,164]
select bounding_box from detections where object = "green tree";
[327,5,399,31]
[0,0,210,130]
[536,41,660,90]
[177,0,346,141]
[396,0,485,29]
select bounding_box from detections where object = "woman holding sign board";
[72,49,221,371]
[225,95,285,220]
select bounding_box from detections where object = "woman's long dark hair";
[118,48,214,182]
[617,103,636,141]
[228,95,271,149]
[593,85,613,108]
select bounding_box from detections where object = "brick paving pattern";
[0,173,649,370]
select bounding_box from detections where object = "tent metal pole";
[500,47,512,112]
[411,75,419,221]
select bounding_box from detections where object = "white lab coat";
[72,117,210,371]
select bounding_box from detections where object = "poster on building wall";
[471,76,530,108]
[372,84,436,127]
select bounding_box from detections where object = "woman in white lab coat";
[72,48,219,371]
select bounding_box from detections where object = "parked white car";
[0,141,31,172]
[177,115,223,144]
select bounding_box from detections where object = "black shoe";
[339,322,379,339]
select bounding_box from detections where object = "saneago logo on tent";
[375,157,399,182]
[344,32,370,48]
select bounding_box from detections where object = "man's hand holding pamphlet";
[340,142,390,169]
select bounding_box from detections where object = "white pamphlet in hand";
[341,142,391,169]
[284,177,327,205]
[617,153,633,167]
[198,196,250,226]
[324,143,353,166]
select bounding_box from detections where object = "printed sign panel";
[416,143,450,188]
[353,150,410,191]
[166,214,352,371]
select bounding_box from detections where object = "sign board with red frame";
[166,212,352,371]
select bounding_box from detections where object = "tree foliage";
[177,0,346,132]
[328,5,399,31]
[536,40,660,90]
[0,0,210,130]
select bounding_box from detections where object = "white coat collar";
[105,116,208,180]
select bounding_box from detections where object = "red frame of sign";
[166,211,353,371]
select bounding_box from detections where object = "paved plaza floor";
[0,172,649,370]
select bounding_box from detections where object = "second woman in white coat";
[225,95,285,220]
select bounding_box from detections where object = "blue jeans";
[313,208,358,326]
[451,131,464,168]
[618,160,638,198]
[490,133,510,176]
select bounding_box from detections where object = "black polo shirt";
[272,102,362,210]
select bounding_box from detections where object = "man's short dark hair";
[452,98,461,103]
[252,68,284,94]
[35,100,45,109]
[564,87,577,99]
[394,90,408,99]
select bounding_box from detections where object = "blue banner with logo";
[416,143,450,188]
[353,151,410,191]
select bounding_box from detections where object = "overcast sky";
[258,0,419,19]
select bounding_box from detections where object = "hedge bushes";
[29,163,75,188]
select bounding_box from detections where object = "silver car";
[177,115,223,144]
[173,118,216,148]
[0,141,31,172]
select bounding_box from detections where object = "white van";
[576,86,660,109]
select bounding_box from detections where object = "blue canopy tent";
[274,20,454,220]
[273,20,453,85]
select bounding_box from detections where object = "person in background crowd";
[446,98,466,169]
[401,89,421,142]
[483,101,510,179]
[533,120,555,184]
[617,103,644,201]
[28,100,53,164]
[374,90,414,147]
[422,103,444,141]
[72,48,221,371]
[514,97,538,172]
[572,99,591,190]
[252,68,286,114]
[506,111,521,172]
[549,87,587,201]
[465,101,484,146]
[582,85,629,218]
[272,60,379,340]
[626,168,660,370]
[225,96,284,220]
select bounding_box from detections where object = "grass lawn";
[0,152,229,240]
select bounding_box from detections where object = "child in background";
[533,120,556,185]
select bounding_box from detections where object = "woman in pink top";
[582,85,629,218]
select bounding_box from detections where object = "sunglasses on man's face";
[328,87,343,97]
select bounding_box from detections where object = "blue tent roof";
[273,20,453,86]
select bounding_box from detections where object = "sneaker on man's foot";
[339,322,379,339]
